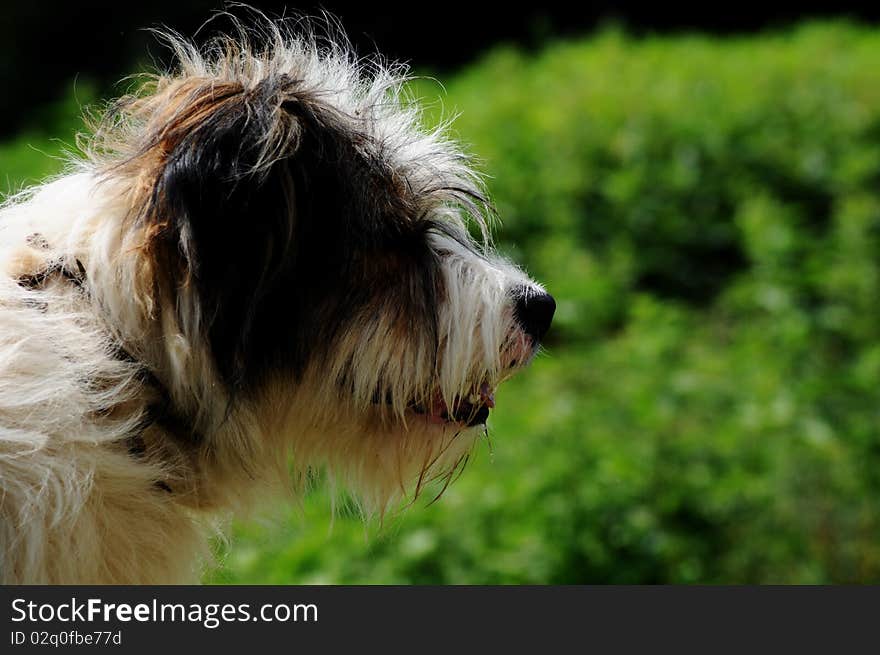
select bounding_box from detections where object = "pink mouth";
[410,382,495,427]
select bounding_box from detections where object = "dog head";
[88,20,554,510]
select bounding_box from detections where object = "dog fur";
[0,17,554,584]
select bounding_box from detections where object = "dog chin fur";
[0,17,550,584]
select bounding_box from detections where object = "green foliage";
[6,23,880,582]
[0,81,97,194]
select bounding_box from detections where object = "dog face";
[88,24,554,509]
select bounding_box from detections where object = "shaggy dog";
[0,18,554,583]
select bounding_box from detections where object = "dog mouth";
[373,382,495,427]
[411,382,496,427]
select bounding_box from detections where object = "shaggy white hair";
[0,15,553,584]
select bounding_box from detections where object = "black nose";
[514,289,556,342]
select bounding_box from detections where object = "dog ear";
[137,75,304,387]
[124,72,434,390]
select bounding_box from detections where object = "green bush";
[0,81,97,193]
[6,23,880,582]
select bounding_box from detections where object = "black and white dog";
[0,17,554,583]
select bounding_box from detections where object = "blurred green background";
[5,21,880,583]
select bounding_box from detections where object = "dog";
[0,17,554,583]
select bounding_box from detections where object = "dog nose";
[514,289,556,342]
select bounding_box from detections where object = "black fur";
[144,75,443,393]
[17,257,87,291]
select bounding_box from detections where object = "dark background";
[3,2,880,137]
